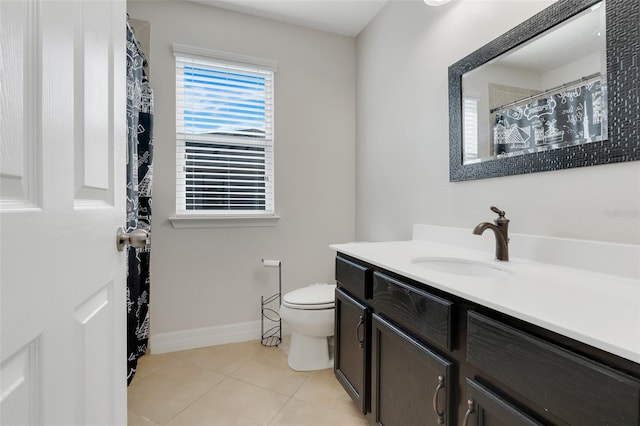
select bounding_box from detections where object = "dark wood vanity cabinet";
[334,253,640,426]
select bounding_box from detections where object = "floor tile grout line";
[164,351,236,378]
[160,376,228,426]
[163,341,270,377]
[288,394,370,423]
[289,369,371,423]
[127,406,160,425]
[225,371,311,400]
[265,394,293,426]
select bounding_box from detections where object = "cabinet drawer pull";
[462,399,475,426]
[356,315,365,348]
[432,375,445,424]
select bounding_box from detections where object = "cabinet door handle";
[355,315,365,348]
[462,399,475,426]
[432,375,445,424]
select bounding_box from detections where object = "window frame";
[171,44,279,227]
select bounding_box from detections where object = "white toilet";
[279,283,336,371]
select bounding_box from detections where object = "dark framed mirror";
[449,0,639,182]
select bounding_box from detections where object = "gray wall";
[356,0,640,244]
[127,1,356,338]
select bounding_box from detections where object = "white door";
[1,1,127,425]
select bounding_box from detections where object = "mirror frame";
[449,0,639,182]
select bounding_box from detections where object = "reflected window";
[463,96,479,163]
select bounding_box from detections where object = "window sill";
[169,214,281,229]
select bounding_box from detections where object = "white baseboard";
[150,321,292,354]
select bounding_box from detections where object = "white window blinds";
[463,96,479,163]
[175,47,275,215]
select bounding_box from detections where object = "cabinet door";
[335,288,371,414]
[372,314,453,426]
[461,379,543,426]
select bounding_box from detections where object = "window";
[463,96,479,163]
[174,45,276,216]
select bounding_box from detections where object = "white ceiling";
[497,3,606,73]
[190,0,388,37]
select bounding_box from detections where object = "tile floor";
[127,340,368,426]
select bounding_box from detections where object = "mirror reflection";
[462,2,607,164]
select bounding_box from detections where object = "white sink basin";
[411,257,512,278]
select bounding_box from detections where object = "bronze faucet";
[473,206,510,261]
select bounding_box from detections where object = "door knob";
[116,227,149,251]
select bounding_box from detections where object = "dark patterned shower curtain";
[493,79,606,156]
[126,19,154,385]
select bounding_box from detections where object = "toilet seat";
[282,283,336,310]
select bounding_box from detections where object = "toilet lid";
[282,283,336,309]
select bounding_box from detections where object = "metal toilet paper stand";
[260,259,281,347]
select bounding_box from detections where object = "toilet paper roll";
[262,259,281,267]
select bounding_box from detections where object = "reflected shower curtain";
[493,79,606,156]
[126,19,154,385]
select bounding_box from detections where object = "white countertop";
[331,226,640,364]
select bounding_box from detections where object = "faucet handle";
[490,206,507,220]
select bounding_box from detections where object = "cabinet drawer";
[373,272,453,351]
[467,311,640,425]
[335,256,372,300]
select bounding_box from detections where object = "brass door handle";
[462,399,475,426]
[355,315,365,348]
[432,375,445,424]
